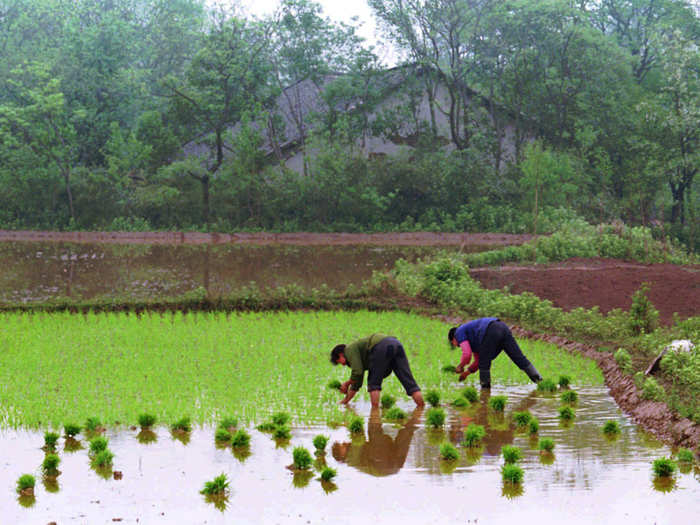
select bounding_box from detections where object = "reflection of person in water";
[332,407,423,477]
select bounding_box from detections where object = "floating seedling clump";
[501,445,523,464]
[537,379,558,393]
[512,411,532,427]
[558,406,575,421]
[501,464,524,484]
[560,390,578,404]
[313,434,329,453]
[320,466,336,482]
[380,393,396,409]
[200,473,230,496]
[462,424,486,447]
[425,390,441,407]
[327,379,342,390]
[93,449,114,468]
[41,454,61,477]
[138,413,157,429]
[215,428,232,443]
[676,448,695,464]
[439,442,460,461]
[538,437,555,453]
[384,407,407,421]
[89,436,108,456]
[488,395,507,412]
[348,416,364,434]
[16,474,35,496]
[652,457,677,478]
[231,429,251,448]
[462,386,479,403]
[219,417,238,432]
[256,422,276,432]
[292,446,313,470]
[273,425,291,440]
[64,423,81,438]
[426,407,446,428]
[602,420,621,435]
[43,431,60,451]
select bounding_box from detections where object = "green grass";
[558,406,575,421]
[214,428,232,442]
[93,449,114,467]
[85,416,102,432]
[528,417,539,435]
[44,431,60,449]
[558,375,572,388]
[63,423,81,437]
[512,411,532,427]
[171,416,192,433]
[537,378,558,393]
[0,311,603,428]
[452,396,469,408]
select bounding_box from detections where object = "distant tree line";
[0,0,697,250]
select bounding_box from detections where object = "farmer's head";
[448,327,458,347]
[330,344,347,365]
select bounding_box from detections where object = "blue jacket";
[454,318,498,351]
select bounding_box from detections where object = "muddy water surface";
[2,386,697,524]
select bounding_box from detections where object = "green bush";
[558,375,572,388]
[528,417,539,435]
[273,425,291,440]
[215,428,232,442]
[348,416,364,434]
[44,431,60,449]
[614,348,633,373]
[558,406,575,420]
[537,379,558,393]
[64,423,81,437]
[629,283,659,335]
[85,416,102,432]
[560,390,578,404]
[641,377,665,401]
[676,448,694,463]
[271,412,291,426]
[452,396,469,408]
[171,416,191,433]
[93,449,114,467]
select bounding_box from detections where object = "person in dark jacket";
[448,318,542,388]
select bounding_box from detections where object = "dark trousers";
[367,337,420,395]
[478,321,532,385]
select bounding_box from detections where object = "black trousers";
[367,337,420,395]
[478,321,532,386]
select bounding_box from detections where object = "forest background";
[0,0,698,251]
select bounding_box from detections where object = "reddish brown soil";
[470,257,700,325]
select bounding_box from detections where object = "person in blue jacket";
[448,318,542,388]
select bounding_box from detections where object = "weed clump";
[488,396,507,412]
[425,390,441,407]
[652,457,677,478]
[501,445,523,464]
[138,413,157,429]
[560,390,578,404]
[602,420,621,435]
[426,407,446,428]
[676,448,695,464]
[384,407,407,421]
[558,375,571,388]
[231,429,251,448]
[512,411,532,427]
[320,466,337,482]
[44,431,60,451]
[501,464,524,484]
[538,437,555,453]
[462,424,486,447]
[16,474,35,495]
[558,406,575,421]
[292,446,313,470]
[171,416,192,433]
[63,423,81,438]
[42,454,61,477]
[537,379,558,393]
[201,473,229,495]
[89,436,109,455]
[439,442,460,461]
[312,435,329,453]
[327,379,342,390]
[380,393,396,409]
[348,416,364,434]
[271,412,291,426]
[462,386,479,403]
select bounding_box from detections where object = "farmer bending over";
[330,333,425,408]
[448,318,542,389]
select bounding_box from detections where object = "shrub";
[16,474,35,493]
[231,429,251,448]
[488,396,507,412]
[171,416,191,433]
[629,283,659,335]
[348,416,364,434]
[425,390,441,407]
[463,424,486,447]
[440,442,460,461]
[312,435,329,452]
[652,457,677,478]
[200,473,229,495]
[512,411,532,427]
[271,412,291,426]
[64,423,81,437]
[528,417,539,435]
[558,375,571,388]
[138,413,157,428]
[42,454,61,476]
[501,464,524,484]
[292,446,312,470]
[501,445,523,464]
[380,393,396,409]
[89,436,108,455]
[558,406,575,420]
[320,466,337,481]
[384,407,407,421]
[602,420,620,435]
[537,379,558,393]
[462,386,479,403]
[215,428,232,442]
[426,407,446,427]
[44,431,60,450]
[641,377,665,401]
[93,449,114,467]
[560,390,578,404]
[538,437,555,452]
[676,448,694,463]
[614,348,633,373]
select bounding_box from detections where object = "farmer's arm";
[340,345,365,404]
[456,340,473,373]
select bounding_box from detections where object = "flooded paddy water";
[2,386,697,524]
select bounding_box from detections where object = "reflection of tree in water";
[332,407,423,477]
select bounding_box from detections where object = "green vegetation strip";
[0,310,602,429]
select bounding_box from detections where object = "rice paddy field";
[1,310,698,523]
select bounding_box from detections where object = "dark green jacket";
[345,333,388,390]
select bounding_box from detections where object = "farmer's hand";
[459,370,470,382]
[339,381,351,394]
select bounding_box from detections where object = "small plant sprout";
[512,411,532,427]
[676,448,694,464]
[271,411,291,426]
[425,389,441,407]
[652,457,677,478]
[452,396,469,408]
[231,429,251,448]
[380,393,396,409]
[63,423,81,438]
[558,375,572,388]
[327,379,342,390]
[384,407,407,421]
[219,417,238,431]
[138,413,157,429]
[602,420,621,435]
[215,428,232,443]
[85,416,102,432]
[44,431,60,450]
[89,436,109,455]
[313,434,329,453]
[200,473,229,496]
[501,445,523,464]
[320,466,337,482]
[538,437,555,453]
[93,449,115,468]
[42,454,61,477]
[528,417,540,435]
[442,364,457,373]
[488,395,507,412]
[16,474,35,495]
[560,390,578,404]
[462,424,486,447]
[171,416,192,433]
[501,464,524,484]
[348,416,364,434]
[426,407,446,428]
[273,425,292,440]
[558,406,575,421]
[292,446,313,470]
[462,386,479,403]
[440,442,460,461]
[536,379,558,393]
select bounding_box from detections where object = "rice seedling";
[200,473,229,495]
[501,464,524,484]
[171,416,192,433]
[439,442,460,461]
[215,428,232,443]
[327,379,342,390]
[42,454,61,477]
[501,445,523,464]
[273,425,291,440]
[488,395,507,412]
[462,386,479,403]
[348,416,364,434]
[501,483,524,499]
[512,411,532,427]
[16,474,35,495]
[560,390,578,404]
[93,449,114,468]
[676,448,694,463]
[426,407,446,428]
[602,420,621,435]
[528,417,539,435]
[558,406,575,421]
[63,423,81,438]
[313,434,329,453]
[231,429,251,448]
[219,417,237,431]
[137,413,157,429]
[320,466,336,481]
[136,429,158,444]
[271,412,291,426]
[452,396,469,408]
[652,457,677,478]
[537,379,558,393]
[442,364,457,373]
[380,393,396,409]
[89,436,108,455]
[425,389,441,407]
[384,407,406,421]
[44,431,60,450]
[558,375,571,388]
[256,422,276,432]
[538,437,555,453]
[84,416,103,433]
[462,424,486,447]
[292,446,313,470]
